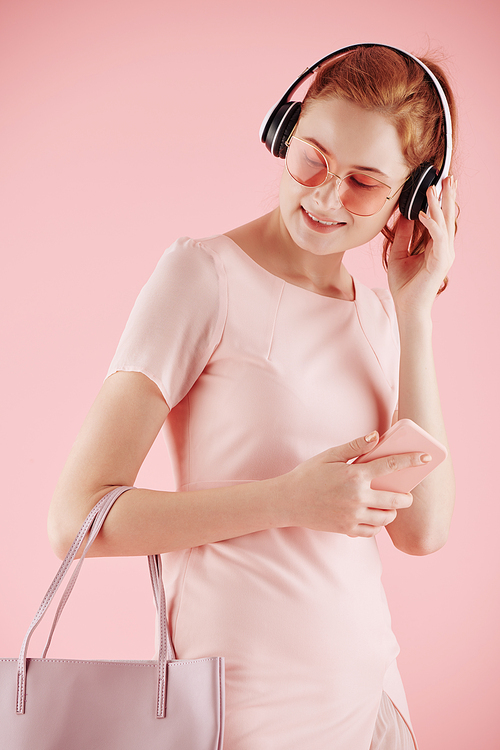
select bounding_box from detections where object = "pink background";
[1,1,499,747]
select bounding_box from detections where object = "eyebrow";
[304,135,391,180]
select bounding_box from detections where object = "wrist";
[395,308,433,337]
[267,470,299,529]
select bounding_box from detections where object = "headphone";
[260,43,452,221]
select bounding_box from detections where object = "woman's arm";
[48,371,428,559]
[385,177,458,555]
[386,314,455,555]
[48,371,285,558]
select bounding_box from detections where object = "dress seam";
[353,294,397,391]
[186,389,192,485]
[266,279,285,361]
[170,547,194,651]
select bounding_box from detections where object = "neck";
[259,208,355,299]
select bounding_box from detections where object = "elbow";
[47,508,76,560]
[48,488,95,560]
[403,540,448,557]
[48,485,124,559]
[390,485,455,556]
[393,528,450,556]
[48,529,69,562]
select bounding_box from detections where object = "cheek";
[348,201,398,246]
[279,168,309,208]
[371,195,401,232]
[278,170,288,206]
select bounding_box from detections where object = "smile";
[302,208,345,226]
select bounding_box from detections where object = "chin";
[286,215,352,256]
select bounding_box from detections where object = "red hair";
[302,46,458,291]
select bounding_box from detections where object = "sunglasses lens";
[285,137,393,216]
[339,174,392,216]
[286,138,328,187]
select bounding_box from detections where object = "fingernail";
[420,453,432,463]
[419,211,429,221]
[365,431,378,443]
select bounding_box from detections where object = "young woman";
[48,44,458,749]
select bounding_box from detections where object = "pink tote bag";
[0,487,225,749]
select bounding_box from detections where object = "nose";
[312,173,343,211]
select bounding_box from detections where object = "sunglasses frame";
[285,133,405,217]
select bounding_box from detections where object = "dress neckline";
[220,234,357,303]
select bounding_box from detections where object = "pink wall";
[1,1,499,747]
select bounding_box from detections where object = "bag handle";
[16,487,171,718]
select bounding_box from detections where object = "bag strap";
[16,487,171,718]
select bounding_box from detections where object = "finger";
[426,179,456,235]
[390,216,414,262]
[350,525,384,538]
[352,522,388,538]
[423,185,447,230]
[367,490,414,511]
[366,451,431,479]
[418,199,454,277]
[440,175,458,240]
[363,508,399,527]
[322,431,380,464]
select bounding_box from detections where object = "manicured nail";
[420,453,432,463]
[365,431,378,443]
[419,211,429,221]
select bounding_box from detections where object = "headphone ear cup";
[399,163,438,220]
[264,101,301,158]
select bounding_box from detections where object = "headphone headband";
[260,43,452,220]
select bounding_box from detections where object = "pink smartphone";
[353,419,448,493]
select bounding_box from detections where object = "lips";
[301,206,346,231]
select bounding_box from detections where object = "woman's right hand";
[283,432,428,538]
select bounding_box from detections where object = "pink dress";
[108,235,417,749]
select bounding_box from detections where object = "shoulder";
[107,236,230,408]
[153,236,228,290]
[131,236,230,333]
[135,236,229,321]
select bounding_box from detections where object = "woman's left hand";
[387,175,458,315]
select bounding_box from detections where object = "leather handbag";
[0,486,225,749]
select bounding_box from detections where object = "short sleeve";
[107,237,227,408]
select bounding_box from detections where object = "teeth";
[304,209,337,226]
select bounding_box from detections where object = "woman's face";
[278,96,410,257]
